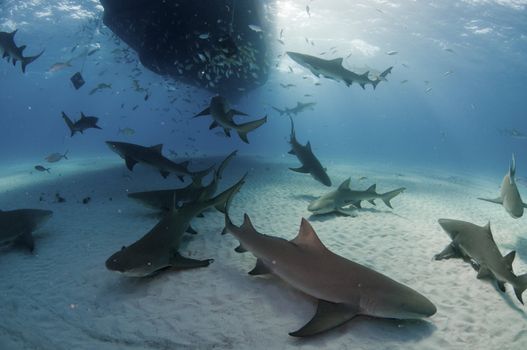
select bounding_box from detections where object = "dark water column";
[100,0,271,99]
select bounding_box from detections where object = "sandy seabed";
[1,156,526,350]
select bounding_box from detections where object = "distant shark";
[106,141,213,181]
[106,174,246,277]
[62,111,102,136]
[478,154,526,218]
[223,208,436,337]
[288,117,331,186]
[435,218,527,304]
[272,102,316,117]
[287,51,392,89]
[194,95,267,143]
[0,209,53,252]
[308,178,405,216]
[0,30,44,73]
[128,150,238,211]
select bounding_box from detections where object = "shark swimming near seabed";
[193,95,267,143]
[106,141,213,181]
[286,51,392,89]
[272,102,316,117]
[435,218,527,304]
[308,178,406,216]
[288,117,331,187]
[0,29,44,73]
[223,202,436,337]
[478,154,527,218]
[62,111,102,136]
[0,209,53,252]
[128,150,238,211]
[105,174,246,277]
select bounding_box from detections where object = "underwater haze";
[1,0,527,349]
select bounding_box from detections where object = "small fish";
[89,83,112,95]
[444,48,455,53]
[198,33,210,39]
[248,24,263,32]
[47,60,72,73]
[55,193,66,203]
[45,151,68,163]
[425,87,432,93]
[400,79,408,84]
[279,29,284,39]
[306,5,311,17]
[82,197,91,204]
[118,127,135,136]
[34,165,50,173]
[386,50,398,55]
[277,39,285,45]
[443,70,453,77]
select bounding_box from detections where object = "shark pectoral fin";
[214,203,226,214]
[14,231,35,252]
[197,212,205,218]
[289,300,358,337]
[248,259,271,275]
[209,121,219,129]
[477,266,492,279]
[368,199,376,206]
[193,107,210,118]
[224,128,231,137]
[234,243,248,253]
[238,131,250,144]
[288,149,296,155]
[177,175,184,182]
[160,171,170,179]
[186,225,198,235]
[125,156,138,171]
[478,197,502,205]
[352,201,362,209]
[289,166,309,173]
[336,207,358,217]
[434,244,460,260]
[170,252,213,269]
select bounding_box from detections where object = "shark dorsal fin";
[9,29,18,38]
[510,153,516,183]
[306,141,312,151]
[338,178,351,191]
[291,218,327,251]
[366,184,376,193]
[330,58,343,66]
[241,214,257,232]
[80,112,87,119]
[360,71,370,78]
[150,144,163,153]
[19,45,26,53]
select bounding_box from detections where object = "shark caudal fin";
[236,115,267,144]
[61,111,76,136]
[220,173,247,234]
[514,273,527,304]
[21,50,44,73]
[381,187,406,209]
[191,164,215,187]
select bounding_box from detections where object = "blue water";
[1,1,527,177]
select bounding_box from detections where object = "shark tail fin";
[61,111,76,136]
[236,115,267,144]
[221,173,248,234]
[514,273,527,305]
[372,79,380,90]
[381,187,406,209]
[21,50,44,73]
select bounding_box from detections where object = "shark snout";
[437,218,460,239]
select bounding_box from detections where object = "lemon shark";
[0,30,44,73]
[62,111,102,136]
[193,95,267,143]
[128,150,237,212]
[0,209,53,252]
[223,209,436,337]
[435,218,527,304]
[287,51,392,90]
[106,141,213,181]
[478,154,526,218]
[308,178,406,216]
[106,174,246,277]
[288,117,331,187]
